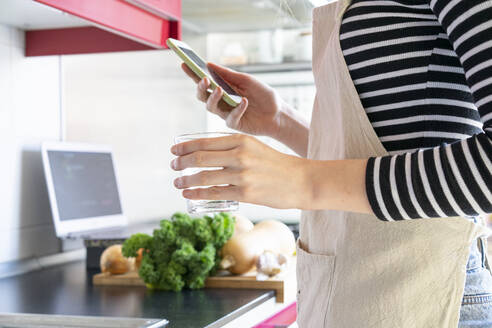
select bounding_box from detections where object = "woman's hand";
[182,63,309,157]
[170,134,310,209]
[171,134,374,214]
[182,63,286,138]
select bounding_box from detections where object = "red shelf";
[27,0,181,56]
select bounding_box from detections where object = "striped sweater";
[339,0,492,220]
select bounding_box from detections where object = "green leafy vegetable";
[122,212,235,291]
[121,233,152,257]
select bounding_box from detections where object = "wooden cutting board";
[93,263,296,303]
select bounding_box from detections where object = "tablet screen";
[47,150,122,221]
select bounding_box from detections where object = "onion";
[220,220,295,275]
[100,244,135,275]
[232,213,254,237]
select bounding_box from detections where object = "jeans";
[458,219,492,328]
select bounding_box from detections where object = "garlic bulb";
[256,251,288,281]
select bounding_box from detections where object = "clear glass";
[174,132,239,214]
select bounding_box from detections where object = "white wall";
[0,24,61,263]
[63,34,209,224]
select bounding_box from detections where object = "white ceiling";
[0,0,315,33]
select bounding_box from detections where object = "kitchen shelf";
[231,61,312,74]
[0,0,181,56]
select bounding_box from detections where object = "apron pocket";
[296,239,336,328]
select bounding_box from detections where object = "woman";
[171,0,492,326]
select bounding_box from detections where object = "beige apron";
[297,1,489,327]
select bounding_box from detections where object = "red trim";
[168,20,182,44]
[253,302,297,328]
[25,27,155,56]
[33,0,181,48]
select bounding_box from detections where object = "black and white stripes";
[340,0,492,220]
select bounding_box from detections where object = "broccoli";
[122,212,235,291]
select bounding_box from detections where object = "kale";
[122,212,234,291]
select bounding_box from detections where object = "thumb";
[226,98,248,129]
[207,62,248,89]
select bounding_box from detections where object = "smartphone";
[166,38,242,107]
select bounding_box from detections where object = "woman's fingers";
[182,185,242,201]
[181,63,213,104]
[226,98,248,128]
[206,87,227,118]
[171,134,247,156]
[171,150,239,170]
[196,77,211,102]
[207,62,249,91]
[181,62,250,132]
[181,63,201,83]
[183,62,247,124]
[174,168,240,189]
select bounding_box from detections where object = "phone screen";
[179,46,240,97]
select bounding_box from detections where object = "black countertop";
[0,261,274,328]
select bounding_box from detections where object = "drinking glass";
[174,132,239,214]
